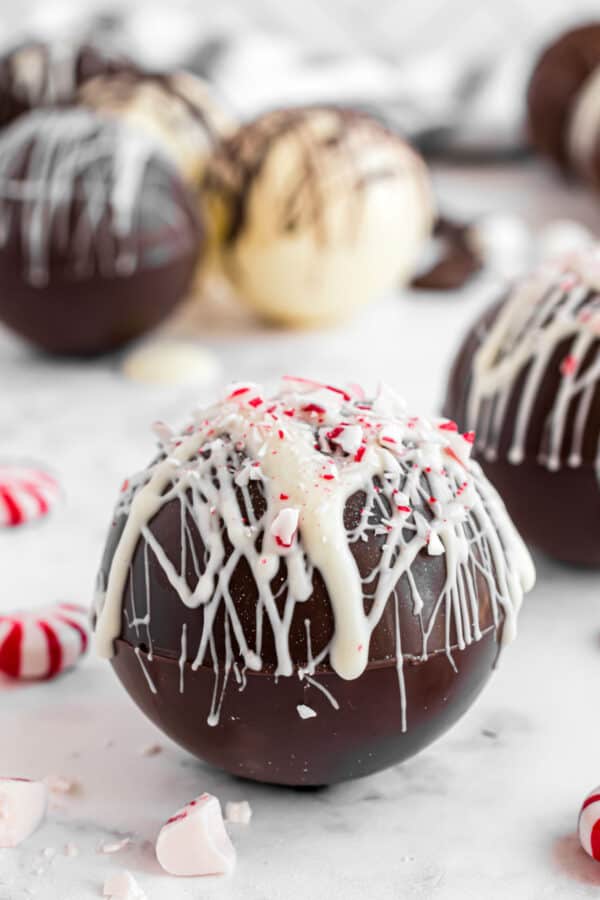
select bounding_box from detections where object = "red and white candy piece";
[271,508,299,550]
[0,778,47,848]
[579,786,600,860]
[0,603,90,680]
[0,464,59,528]
[156,793,236,877]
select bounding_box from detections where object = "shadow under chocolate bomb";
[95,380,533,785]
[0,108,202,355]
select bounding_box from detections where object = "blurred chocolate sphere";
[0,108,202,355]
[527,23,600,183]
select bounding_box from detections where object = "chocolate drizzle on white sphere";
[203,108,434,326]
[95,377,533,744]
[0,108,201,354]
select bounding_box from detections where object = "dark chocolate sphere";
[527,23,600,179]
[445,251,600,566]
[95,381,533,786]
[0,40,134,128]
[0,108,202,355]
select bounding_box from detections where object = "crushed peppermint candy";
[270,508,299,549]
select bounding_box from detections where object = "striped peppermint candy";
[0,604,90,680]
[579,786,600,861]
[0,465,59,528]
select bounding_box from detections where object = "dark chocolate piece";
[411,217,482,291]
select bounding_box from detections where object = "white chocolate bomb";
[202,108,434,326]
[79,70,233,185]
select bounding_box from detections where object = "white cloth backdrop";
[2,0,600,154]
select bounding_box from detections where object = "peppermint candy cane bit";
[579,786,600,861]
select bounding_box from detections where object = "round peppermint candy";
[0,464,59,528]
[579,786,600,861]
[0,604,90,680]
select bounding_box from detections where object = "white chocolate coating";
[95,377,533,730]
[467,248,600,469]
[203,109,434,326]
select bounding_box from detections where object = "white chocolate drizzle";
[0,108,187,285]
[95,378,534,729]
[467,251,600,470]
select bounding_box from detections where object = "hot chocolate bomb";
[527,24,600,183]
[202,108,434,326]
[95,379,534,786]
[445,248,600,566]
[0,107,201,355]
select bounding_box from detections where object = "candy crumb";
[225,801,252,825]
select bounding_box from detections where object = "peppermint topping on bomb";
[95,377,533,756]
[202,107,434,326]
[0,464,59,528]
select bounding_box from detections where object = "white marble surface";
[2,161,600,899]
